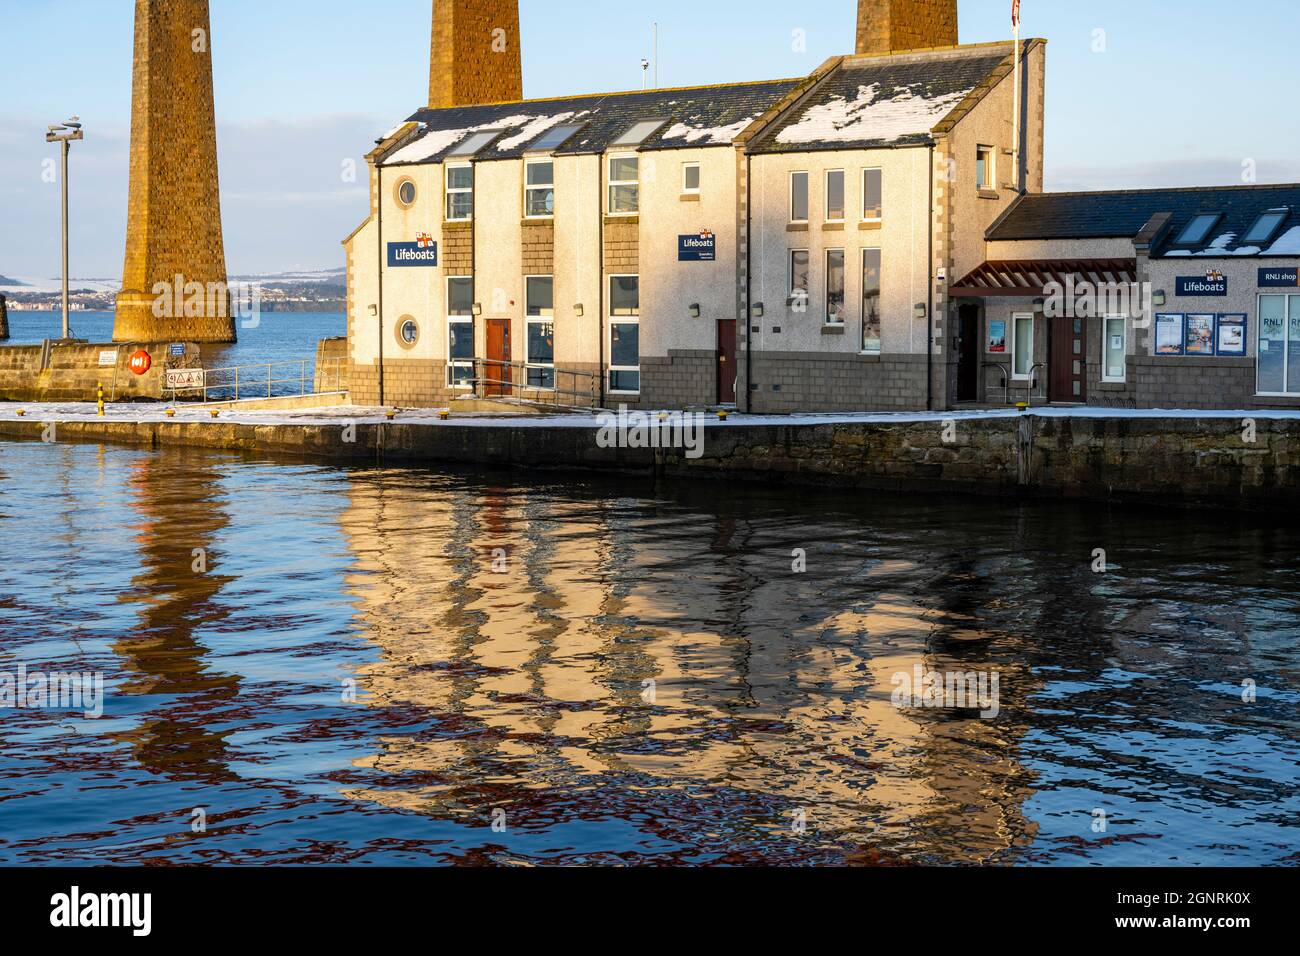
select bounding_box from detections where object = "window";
[826,169,845,222]
[611,120,665,148]
[446,164,473,221]
[525,276,555,389]
[527,122,584,153]
[448,130,500,157]
[825,249,845,325]
[1243,208,1289,246]
[396,179,417,209]
[396,316,419,349]
[1258,294,1300,395]
[790,171,809,223]
[863,168,883,221]
[447,277,474,387]
[608,155,639,215]
[609,275,640,393]
[1174,213,1222,246]
[524,159,554,218]
[790,250,810,311]
[976,145,995,190]
[683,162,701,195]
[1102,315,1126,382]
[1012,312,1034,379]
[862,249,881,353]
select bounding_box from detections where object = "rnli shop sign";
[388,234,438,267]
[678,231,716,262]
[1259,266,1300,288]
[1176,271,1227,296]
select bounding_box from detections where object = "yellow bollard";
[15,410,25,418]
[717,410,729,421]
[438,410,450,421]
[165,408,176,418]
[385,410,397,421]
[210,410,220,419]
[97,382,105,418]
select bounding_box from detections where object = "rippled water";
[0,438,1296,866]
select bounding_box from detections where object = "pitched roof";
[988,185,1300,258]
[747,45,1013,154]
[380,79,803,166]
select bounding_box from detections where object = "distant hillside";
[0,276,26,287]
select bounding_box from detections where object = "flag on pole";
[1012,0,1021,28]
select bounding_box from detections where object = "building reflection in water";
[338,471,1044,863]
[112,451,240,783]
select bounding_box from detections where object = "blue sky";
[2,0,1298,278]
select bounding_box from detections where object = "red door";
[1048,316,1086,403]
[485,319,512,396]
[717,319,737,405]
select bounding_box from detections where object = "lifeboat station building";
[952,184,1300,409]
[344,40,1047,413]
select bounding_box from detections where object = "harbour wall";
[0,341,202,402]
[0,412,1295,509]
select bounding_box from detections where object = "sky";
[2,0,1298,280]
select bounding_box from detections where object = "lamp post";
[45,117,84,341]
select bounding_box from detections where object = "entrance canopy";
[950,259,1138,297]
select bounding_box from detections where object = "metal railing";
[460,358,601,409]
[166,358,345,403]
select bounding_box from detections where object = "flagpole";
[1012,7,1022,192]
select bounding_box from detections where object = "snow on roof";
[495,111,588,151]
[1266,225,1300,255]
[774,82,969,147]
[659,117,755,145]
[384,114,538,166]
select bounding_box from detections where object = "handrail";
[464,357,601,409]
[165,358,345,403]
[982,362,1010,405]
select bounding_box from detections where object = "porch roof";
[950,258,1138,297]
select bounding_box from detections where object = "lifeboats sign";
[1176,271,1227,296]
[678,231,716,262]
[388,234,438,267]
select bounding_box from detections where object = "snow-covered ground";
[1,402,1298,430]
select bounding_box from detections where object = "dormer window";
[1174,213,1222,246]
[610,120,665,149]
[448,130,501,158]
[1243,208,1289,246]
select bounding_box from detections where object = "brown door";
[717,319,737,405]
[485,319,512,396]
[1048,316,1086,403]
[957,304,980,402]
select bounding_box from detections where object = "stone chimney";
[429,0,523,109]
[857,0,958,55]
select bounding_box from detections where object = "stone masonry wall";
[0,341,201,402]
[857,0,958,55]
[638,351,717,408]
[429,0,523,109]
[748,353,929,413]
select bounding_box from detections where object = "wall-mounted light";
[1153,290,1166,307]
[368,304,378,316]
[751,302,764,319]
[574,303,584,317]
[1032,297,1045,313]
[472,303,483,316]
[689,303,701,318]
[913,303,927,320]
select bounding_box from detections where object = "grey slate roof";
[988,185,1300,258]
[382,79,802,166]
[747,47,1011,154]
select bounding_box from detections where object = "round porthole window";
[396,179,417,208]
[396,317,419,349]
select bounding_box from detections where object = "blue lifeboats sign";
[388,240,438,267]
[678,232,716,262]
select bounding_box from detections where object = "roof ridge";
[841,38,1023,66]
[415,77,806,112]
[1028,183,1300,199]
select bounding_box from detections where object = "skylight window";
[448,130,502,157]
[1174,213,1221,246]
[610,120,666,148]
[1242,208,1289,245]
[527,122,584,153]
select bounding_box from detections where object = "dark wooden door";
[717,319,736,404]
[957,305,980,402]
[485,319,512,396]
[1049,316,1086,403]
